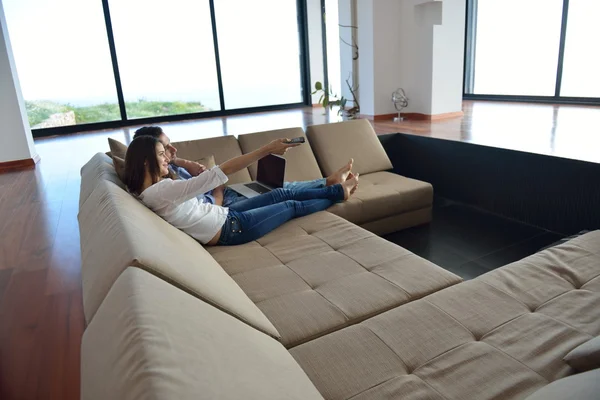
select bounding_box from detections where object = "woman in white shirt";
[124,135,359,246]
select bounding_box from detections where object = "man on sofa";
[132,126,353,207]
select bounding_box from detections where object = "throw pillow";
[196,154,216,169]
[108,138,128,160]
[113,156,126,182]
[564,336,600,372]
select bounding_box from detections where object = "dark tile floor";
[384,199,564,280]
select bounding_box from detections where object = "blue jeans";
[217,185,344,246]
[221,178,327,207]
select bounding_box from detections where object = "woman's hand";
[268,138,301,156]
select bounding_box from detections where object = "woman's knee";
[272,188,293,200]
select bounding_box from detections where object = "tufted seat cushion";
[327,171,433,227]
[290,230,600,400]
[207,211,461,347]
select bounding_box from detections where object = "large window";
[465,0,600,103]
[3,0,307,134]
[3,0,120,128]
[560,0,600,97]
[214,0,303,109]
[109,0,221,118]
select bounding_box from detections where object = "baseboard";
[0,154,41,172]
[361,111,464,121]
[401,111,464,120]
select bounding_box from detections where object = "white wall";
[431,0,466,114]
[0,0,37,163]
[353,0,464,116]
[307,0,324,105]
[338,0,355,105]
[372,0,403,115]
[357,0,374,115]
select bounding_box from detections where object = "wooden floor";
[0,100,599,399]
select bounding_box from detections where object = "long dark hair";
[124,136,162,195]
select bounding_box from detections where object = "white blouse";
[139,167,229,244]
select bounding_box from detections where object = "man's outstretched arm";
[171,157,207,177]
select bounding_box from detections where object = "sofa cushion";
[207,211,461,347]
[195,154,216,169]
[238,127,323,182]
[290,230,600,400]
[107,137,127,159]
[523,369,600,400]
[79,153,125,208]
[306,119,392,176]
[327,171,433,226]
[563,336,600,372]
[82,267,323,400]
[112,156,126,182]
[171,135,252,184]
[291,306,547,400]
[78,180,279,339]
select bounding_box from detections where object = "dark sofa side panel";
[379,133,600,235]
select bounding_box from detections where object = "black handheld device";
[285,137,306,144]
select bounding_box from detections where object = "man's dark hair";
[133,126,164,140]
[124,135,162,195]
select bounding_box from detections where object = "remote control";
[285,137,306,144]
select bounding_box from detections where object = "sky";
[3,0,304,109]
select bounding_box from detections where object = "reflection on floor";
[384,198,564,280]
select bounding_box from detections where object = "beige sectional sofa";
[78,120,600,399]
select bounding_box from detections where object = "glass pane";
[472,0,563,96]
[560,0,600,97]
[109,0,220,119]
[3,0,120,128]
[214,0,303,109]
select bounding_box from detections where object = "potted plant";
[312,77,360,119]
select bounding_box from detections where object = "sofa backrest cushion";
[306,119,393,176]
[523,368,600,400]
[171,135,251,184]
[107,137,127,160]
[238,127,323,182]
[79,152,125,208]
[78,179,279,339]
[82,267,323,400]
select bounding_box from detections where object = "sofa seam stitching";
[253,243,351,321]
[480,342,550,383]
[363,326,411,372]
[478,281,535,311]
[533,311,597,338]
[478,313,533,341]
[534,290,578,312]
[261,242,352,322]
[423,300,477,340]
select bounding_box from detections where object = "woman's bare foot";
[326,159,354,186]
[341,173,359,200]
